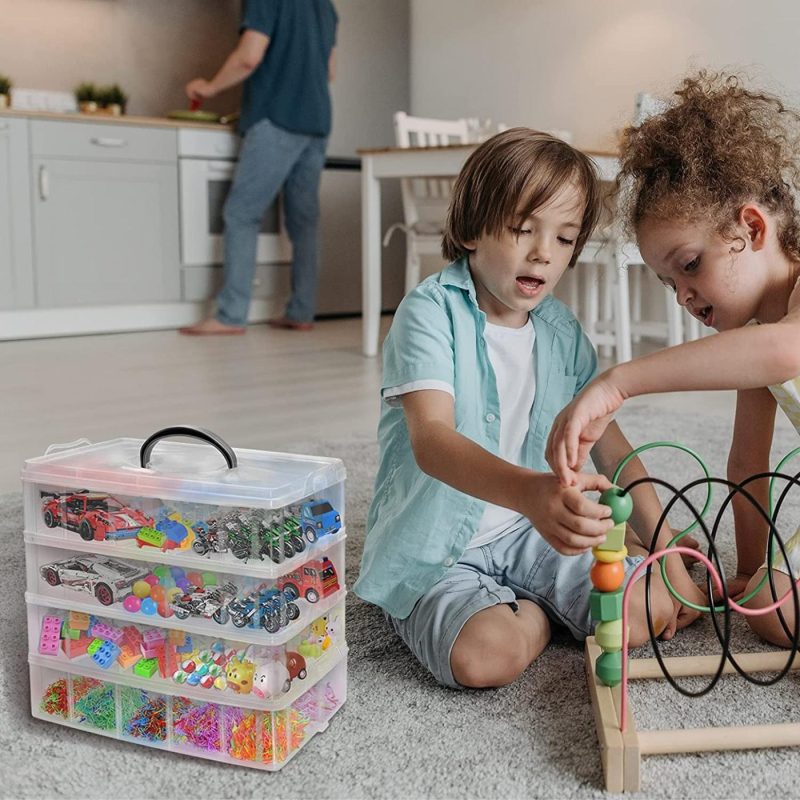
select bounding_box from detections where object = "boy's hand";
[521,472,615,556]
[546,377,626,486]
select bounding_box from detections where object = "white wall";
[410,0,800,150]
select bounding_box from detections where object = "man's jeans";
[216,118,327,326]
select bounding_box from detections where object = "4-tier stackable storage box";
[23,426,347,770]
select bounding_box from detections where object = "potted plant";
[0,74,11,110]
[103,83,128,116]
[75,82,98,113]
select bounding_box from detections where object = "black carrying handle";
[139,425,237,470]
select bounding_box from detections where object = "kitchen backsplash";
[0,0,242,118]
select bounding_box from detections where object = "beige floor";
[1,316,742,494]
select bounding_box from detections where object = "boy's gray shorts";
[385,520,643,689]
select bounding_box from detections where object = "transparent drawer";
[30,658,347,770]
[26,540,344,639]
[28,599,345,706]
[22,427,346,570]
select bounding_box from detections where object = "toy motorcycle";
[227,587,300,633]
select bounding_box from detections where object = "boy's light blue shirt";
[352,257,599,619]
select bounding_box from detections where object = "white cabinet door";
[33,158,180,307]
[0,117,34,309]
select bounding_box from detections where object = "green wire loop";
[613,441,714,612]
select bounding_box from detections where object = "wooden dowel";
[638,723,800,755]
[628,650,800,679]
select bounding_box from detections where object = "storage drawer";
[31,120,177,162]
[181,264,288,302]
[23,425,348,772]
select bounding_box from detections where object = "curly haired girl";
[546,71,800,646]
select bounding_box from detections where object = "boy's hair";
[442,128,602,266]
[618,70,800,260]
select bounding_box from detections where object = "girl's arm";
[727,387,777,594]
[547,315,800,485]
[401,389,614,555]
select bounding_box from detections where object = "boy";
[353,129,702,689]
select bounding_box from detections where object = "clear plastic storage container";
[24,426,347,770]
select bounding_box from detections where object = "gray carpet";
[4,407,800,799]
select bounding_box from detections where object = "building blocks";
[38,616,61,656]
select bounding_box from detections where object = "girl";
[546,71,800,647]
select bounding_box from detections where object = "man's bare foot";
[267,317,314,331]
[179,318,246,336]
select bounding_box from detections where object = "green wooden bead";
[596,650,622,687]
[599,486,633,525]
[595,618,623,652]
[590,588,623,621]
[597,521,626,552]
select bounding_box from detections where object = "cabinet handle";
[207,162,234,174]
[39,166,49,201]
[90,136,127,148]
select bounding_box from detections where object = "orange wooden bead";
[590,559,625,592]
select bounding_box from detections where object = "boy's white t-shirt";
[384,318,536,550]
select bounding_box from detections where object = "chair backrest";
[393,111,470,229]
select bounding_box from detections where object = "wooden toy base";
[585,636,800,792]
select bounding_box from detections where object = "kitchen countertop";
[0,107,235,131]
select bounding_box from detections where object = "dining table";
[357,142,620,357]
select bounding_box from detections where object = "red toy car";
[278,556,339,604]
[285,651,307,682]
[41,491,153,542]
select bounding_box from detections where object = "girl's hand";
[725,572,753,602]
[660,564,705,640]
[546,377,627,486]
[520,472,615,556]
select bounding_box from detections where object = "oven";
[177,128,291,267]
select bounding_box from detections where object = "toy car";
[170,581,238,624]
[285,651,307,682]
[278,557,340,603]
[41,491,153,542]
[39,555,150,606]
[298,499,341,543]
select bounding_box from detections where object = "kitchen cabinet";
[0,117,35,309]
[31,120,180,308]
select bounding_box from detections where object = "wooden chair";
[579,92,700,363]
[383,111,471,293]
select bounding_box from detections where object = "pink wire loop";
[619,547,799,732]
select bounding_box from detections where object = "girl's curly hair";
[618,71,800,261]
